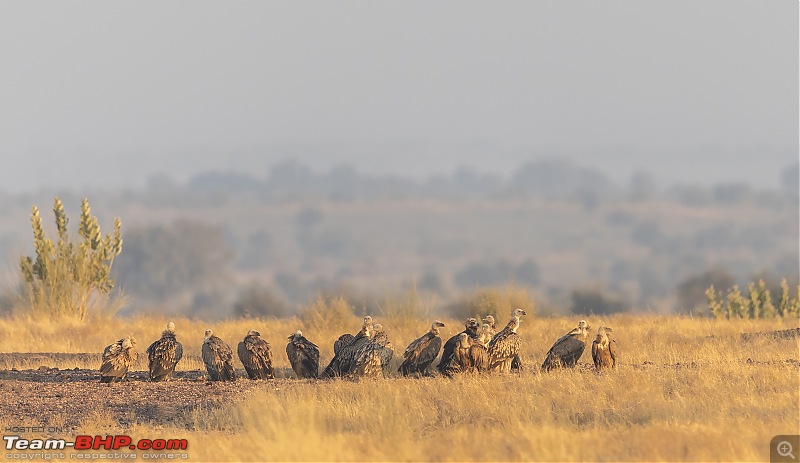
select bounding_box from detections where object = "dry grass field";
[0,312,798,462]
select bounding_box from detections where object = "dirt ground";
[0,360,279,430]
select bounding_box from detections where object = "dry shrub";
[446,284,536,321]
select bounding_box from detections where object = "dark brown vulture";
[333,334,355,356]
[202,329,237,382]
[437,317,480,376]
[452,333,489,374]
[100,336,137,383]
[237,330,274,379]
[321,317,374,378]
[541,320,591,372]
[399,321,445,377]
[286,330,320,379]
[353,323,394,379]
[487,308,528,373]
[591,326,617,371]
[146,322,183,382]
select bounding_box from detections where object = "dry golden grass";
[0,312,798,462]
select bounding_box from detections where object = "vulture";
[452,333,489,374]
[353,323,394,379]
[100,336,137,383]
[286,330,320,379]
[333,316,370,355]
[591,326,617,371]
[237,330,274,379]
[202,329,237,381]
[146,322,183,382]
[321,317,374,378]
[487,308,528,373]
[399,321,445,377]
[437,317,481,376]
[541,320,591,372]
[333,334,355,356]
[482,315,497,341]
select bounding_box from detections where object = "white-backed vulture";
[100,337,137,383]
[202,329,237,381]
[399,321,445,377]
[146,322,183,382]
[591,326,617,371]
[353,323,394,379]
[237,330,274,379]
[487,308,528,373]
[437,317,481,375]
[321,317,374,378]
[541,320,591,371]
[286,330,320,379]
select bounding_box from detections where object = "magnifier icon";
[778,441,795,459]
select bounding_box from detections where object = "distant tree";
[233,284,290,318]
[113,220,234,304]
[713,182,752,204]
[675,268,736,315]
[570,288,628,315]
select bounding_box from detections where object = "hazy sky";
[1,1,797,191]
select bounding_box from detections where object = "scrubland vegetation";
[0,309,797,462]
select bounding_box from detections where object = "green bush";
[707,278,799,319]
[19,197,123,320]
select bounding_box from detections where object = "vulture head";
[482,315,496,328]
[204,329,214,341]
[166,321,176,333]
[288,330,303,341]
[457,332,471,349]
[247,329,261,337]
[430,320,445,335]
[465,318,480,332]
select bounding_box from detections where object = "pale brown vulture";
[399,321,445,377]
[541,320,591,371]
[591,326,617,371]
[437,317,480,376]
[237,330,274,379]
[487,308,528,373]
[146,322,183,382]
[452,333,489,374]
[353,323,394,379]
[321,316,374,378]
[100,336,137,383]
[286,330,320,379]
[202,329,237,381]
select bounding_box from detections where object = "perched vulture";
[333,334,355,356]
[321,316,374,378]
[202,329,237,382]
[100,336,137,383]
[541,320,591,372]
[399,321,445,377]
[437,317,481,376]
[286,330,320,379]
[487,308,528,373]
[591,326,617,371]
[452,333,489,374]
[476,323,493,347]
[146,322,183,382]
[482,315,497,341]
[353,323,394,379]
[237,330,274,379]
